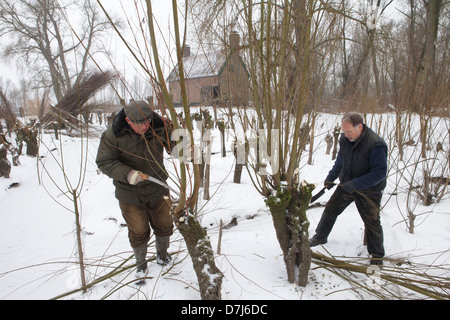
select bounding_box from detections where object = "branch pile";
[311,251,450,300]
[40,71,114,133]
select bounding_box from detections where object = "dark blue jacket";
[326,125,387,195]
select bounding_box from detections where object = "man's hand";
[324,180,335,190]
[341,181,356,194]
[127,169,145,185]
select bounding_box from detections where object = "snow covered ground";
[0,111,449,302]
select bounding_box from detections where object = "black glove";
[341,181,356,194]
[324,180,335,190]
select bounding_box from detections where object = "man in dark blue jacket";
[309,112,387,265]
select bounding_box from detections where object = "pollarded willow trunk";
[0,142,11,178]
[265,182,314,286]
[289,184,314,286]
[175,215,224,300]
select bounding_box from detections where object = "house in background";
[167,32,250,107]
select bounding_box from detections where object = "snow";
[0,111,449,302]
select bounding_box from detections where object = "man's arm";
[96,131,132,183]
[341,146,387,193]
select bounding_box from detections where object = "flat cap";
[124,100,153,123]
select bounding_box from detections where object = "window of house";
[201,85,220,102]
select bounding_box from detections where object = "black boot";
[370,254,383,266]
[309,234,327,247]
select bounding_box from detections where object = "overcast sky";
[100,0,176,73]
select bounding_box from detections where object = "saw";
[138,172,179,196]
[310,187,327,203]
[310,182,336,204]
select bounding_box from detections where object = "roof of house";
[167,49,248,82]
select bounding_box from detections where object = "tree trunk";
[289,186,312,287]
[0,144,11,178]
[15,123,39,157]
[265,187,292,279]
[220,126,226,157]
[203,116,212,200]
[307,116,315,165]
[396,113,404,161]
[420,115,429,158]
[175,215,223,299]
[325,134,333,155]
[265,182,314,286]
[26,131,39,157]
[203,155,211,201]
[415,0,442,114]
[233,163,244,183]
[232,138,248,184]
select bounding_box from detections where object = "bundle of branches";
[41,71,114,132]
[43,107,103,138]
[311,251,450,300]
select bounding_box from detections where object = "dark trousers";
[315,186,385,258]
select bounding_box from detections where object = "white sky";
[99,1,177,74]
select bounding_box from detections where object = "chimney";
[183,45,191,58]
[229,31,240,50]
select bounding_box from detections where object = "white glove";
[127,169,145,185]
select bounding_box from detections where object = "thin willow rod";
[50,254,135,300]
[311,251,449,300]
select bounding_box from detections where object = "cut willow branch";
[311,251,450,300]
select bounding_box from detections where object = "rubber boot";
[133,242,148,274]
[155,235,172,266]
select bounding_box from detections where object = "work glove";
[127,169,145,185]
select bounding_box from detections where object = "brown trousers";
[119,198,173,248]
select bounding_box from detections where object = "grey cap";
[124,100,153,123]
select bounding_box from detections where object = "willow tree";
[97,0,223,300]
[190,0,342,286]
[242,0,337,287]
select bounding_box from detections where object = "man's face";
[342,121,363,142]
[126,117,150,135]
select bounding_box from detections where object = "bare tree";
[189,0,343,287]
[340,0,394,107]
[0,0,114,102]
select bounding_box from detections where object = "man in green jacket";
[96,100,175,278]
